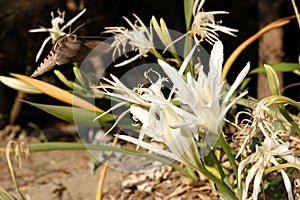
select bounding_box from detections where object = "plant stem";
[27,142,195,179]
[206,150,226,180]
[197,163,237,200]
[150,48,165,61]
[219,132,238,178]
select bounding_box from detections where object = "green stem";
[149,48,165,61]
[197,163,237,200]
[206,150,226,180]
[219,132,238,178]
[278,104,300,135]
[27,142,195,180]
[0,186,16,200]
[265,167,295,187]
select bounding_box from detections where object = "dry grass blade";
[5,141,29,200]
[96,129,121,200]
[222,15,296,80]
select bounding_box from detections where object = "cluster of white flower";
[99,0,300,198]
[104,14,154,67]
[105,0,237,67]
[236,95,300,200]
[97,41,249,168]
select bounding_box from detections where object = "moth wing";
[55,41,81,65]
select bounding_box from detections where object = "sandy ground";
[0,136,220,200]
[0,146,126,200]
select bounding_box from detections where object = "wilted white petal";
[242,163,261,200]
[238,153,258,188]
[281,169,294,200]
[239,135,300,200]
[252,169,264,200]
[270,156,294,200]
[104,14,154,67]
[282,154,300,165]
[191,0,238,44]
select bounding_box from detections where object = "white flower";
[158,41,249,154]
[96,41,249,168]
[191,0,238,44]
[104,14,154,67]
[95,69,195,141]
[235,95,295,159]
[119,104,202,169]
[238,135,300,200]
[95,69,201,168]
[29,9,86,62]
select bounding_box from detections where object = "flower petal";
[223,62,250,103]
[118,134,178,160]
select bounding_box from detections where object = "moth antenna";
[69,24,72,34]
[77,36,109,39]
[71,23,85,34]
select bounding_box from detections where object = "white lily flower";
[96,41,249,169]
[96,67,202,168]
[119,103,201,169]
[158,41,249,155]
[191,0,238,44]
[29,9,86,62]
[95,70,196,141]
[238,135,300,200]
[104,14,154,67]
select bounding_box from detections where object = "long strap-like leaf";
[11,73,103,113]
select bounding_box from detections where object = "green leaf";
[0,186,16,200]
[22,101,133,128]
[249,63,300,74]
[73,66,86,87]
[183,37,193,72]
[184,0,194,31]
[240,77,251,91]
[11,73,104,113]
[151,16,181,62]
[264,64,281,95]
[54,70,75,89]
[54,70,86,93]
[262,65,300,135]
[0,76,41,94]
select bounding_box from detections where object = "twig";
[96,129,121,200]
[222,15,296,80]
